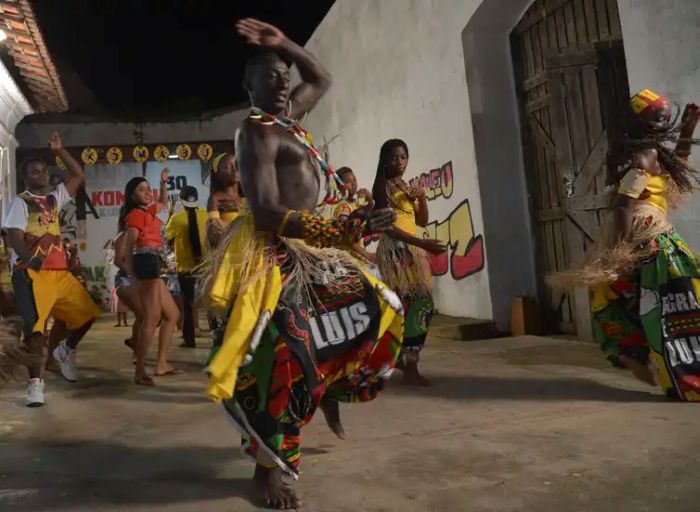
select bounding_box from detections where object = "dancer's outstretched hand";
[48,131,63,151]
[681,103,700,127]
[236,18,286,48]
[421,238,447,254]
[367,208,396,234]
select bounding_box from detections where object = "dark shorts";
[133,252,161,280]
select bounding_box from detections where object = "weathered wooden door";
[511,0,629,338]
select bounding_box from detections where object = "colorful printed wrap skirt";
[203,214,404,478]
[591,228,700,401]
[376,236,434,358]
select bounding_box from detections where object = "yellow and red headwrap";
[212,153,226,174]
[630,89,669,116]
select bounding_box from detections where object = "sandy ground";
[1,316,700,512]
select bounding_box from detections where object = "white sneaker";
[26,378,45,407]
[53,342,79,382]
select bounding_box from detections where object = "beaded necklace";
[249,107,342,205]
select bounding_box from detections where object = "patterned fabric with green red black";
[592,229,700,401]
[223,261,402,478]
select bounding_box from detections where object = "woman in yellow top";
[550,89,700,401]
[206,152,243,248]
[205,152,244,335]
[372,139,447,385]
[333,167,377,267]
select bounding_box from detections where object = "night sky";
[32,0,335,120]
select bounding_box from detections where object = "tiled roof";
[0,0,67,112]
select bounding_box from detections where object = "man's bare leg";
[253,453,301,510]
[319,395,345,439]
[397,353,430,386]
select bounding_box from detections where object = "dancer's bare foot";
[253,464,302,510]
[319,395,345,439]
[154,363,180,376]
[398,360,430,386]
[401,371,431,386]
[134,373,154,386]
[619,355,656,387]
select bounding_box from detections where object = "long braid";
[608,103,700,193]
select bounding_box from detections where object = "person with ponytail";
[549,90,700,401]
[372,139,447,386]
[123,169,180,386]
[165,186,207,348]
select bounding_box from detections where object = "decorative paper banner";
[133,145,149,163]
[106,147,123,165]
[197,143,213,161]
[81,147,98,166]
[154,145,170,162]
[55,156,66,170]
[176,143,192,160]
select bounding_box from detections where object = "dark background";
[32,0,335,120]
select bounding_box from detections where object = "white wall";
[0,61,33,219]
[303,0,493,321]
[618,0,700,248]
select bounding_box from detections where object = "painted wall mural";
[409,161,485,280]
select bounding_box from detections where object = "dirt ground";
[1,316,700,512]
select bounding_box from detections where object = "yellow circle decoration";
[154,145,170,162]
[176,143,192,161]
[133,145,149,163]
[106,147,123,165]
[81,148,98,166]
[197,143,213,162]
[55,156,66,170]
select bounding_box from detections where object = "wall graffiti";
[409,161,484,280]
[423,198,484,280]
[409,161,454,201]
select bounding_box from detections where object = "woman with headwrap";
[204,152,245,336]
[122,169,181,385]
[549,90,700,400]
[372,139,447,386]
[207,152,244,248]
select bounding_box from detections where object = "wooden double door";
[511,0,630,338]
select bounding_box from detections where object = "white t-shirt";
[4,183,71,267]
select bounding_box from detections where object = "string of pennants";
[54,142,218,169]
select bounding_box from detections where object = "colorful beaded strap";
[248,107,343,205]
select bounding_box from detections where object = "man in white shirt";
[3,132,100,407]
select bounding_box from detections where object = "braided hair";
[608,101,700,193]
[371,139,409,210]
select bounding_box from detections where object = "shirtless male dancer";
[204,19,404,509]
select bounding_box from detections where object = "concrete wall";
[0,61,33,219]
[303,0,494,321]
[15,108,247,149]
[618,0,700,248]
[462,0,538,330]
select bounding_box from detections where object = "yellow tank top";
[391,190,417,235]
[220,211,239,226]
[618,168,668,214]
